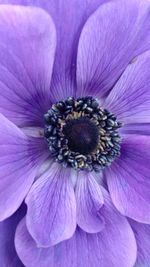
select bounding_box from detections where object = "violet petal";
[0,5,56,127]
[105,51,150,124]
[130,219,150,267]
[0,113,47,220]
[75,171,104,233]
[76,0,150,99]
[0,204,26,267]
[25,163,76,247]
[106,135,150,223]
[16,190,137,267]
[0,0,108,100]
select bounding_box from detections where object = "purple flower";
[0,0,150,266]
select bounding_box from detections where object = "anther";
[44,96,122,172]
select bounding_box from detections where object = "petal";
[106,135,150,223]
[0,204,26,267]
[120,123,150,136]
[105,51,150,124]
[0,5,56,127]
[0,0,107,100]
[16,191,137,267]
[76,0,150,99]
[46,0,107,101]
[25,163,76,247]
[0,113,47,220]
[130,219,150,267]
[75,171,104,233]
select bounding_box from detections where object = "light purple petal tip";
[76,171,104,233]
[0,5,56,127]
[26,163,76,247]
[16,190,137,267]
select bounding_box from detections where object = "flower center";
[63,117,99,155]
[44,96,122,172]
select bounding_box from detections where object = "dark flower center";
[44,96,122,172]
[63,117,99,155]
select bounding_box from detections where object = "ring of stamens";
[44,96,122,172]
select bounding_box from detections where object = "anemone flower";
[0,0,150,266]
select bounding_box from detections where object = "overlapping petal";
[26,163,76,247]
[0,114,47,221]
[105,51,150,125]
[0,204,26,267]
[130,220,150,267]
[75,171,104,233]
[0,0,107,101]
[76,0,150,99]
[106,135,150,223]
[44,0,107,101]
[0,5,56,127]
[16,190,137,267]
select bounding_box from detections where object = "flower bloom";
[0,0,150,266]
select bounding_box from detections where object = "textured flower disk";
[44,96,122,172]
[0,0,149,267]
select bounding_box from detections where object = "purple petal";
[0,0,108,100]
[130,219,150,267]
[46,0,107,101]
[120,123,150,136]
[0,5,56,127]
[0,114,47,220]
[25,163,76,247]
[106,135,150,223]
[76,0,150,99]
[16,190,137,267]
[75,171,104,233]
[105,51,150,124]
[0,204,26,267]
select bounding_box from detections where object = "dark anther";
[44,96,122,172]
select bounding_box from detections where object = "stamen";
[44,96,122,172]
